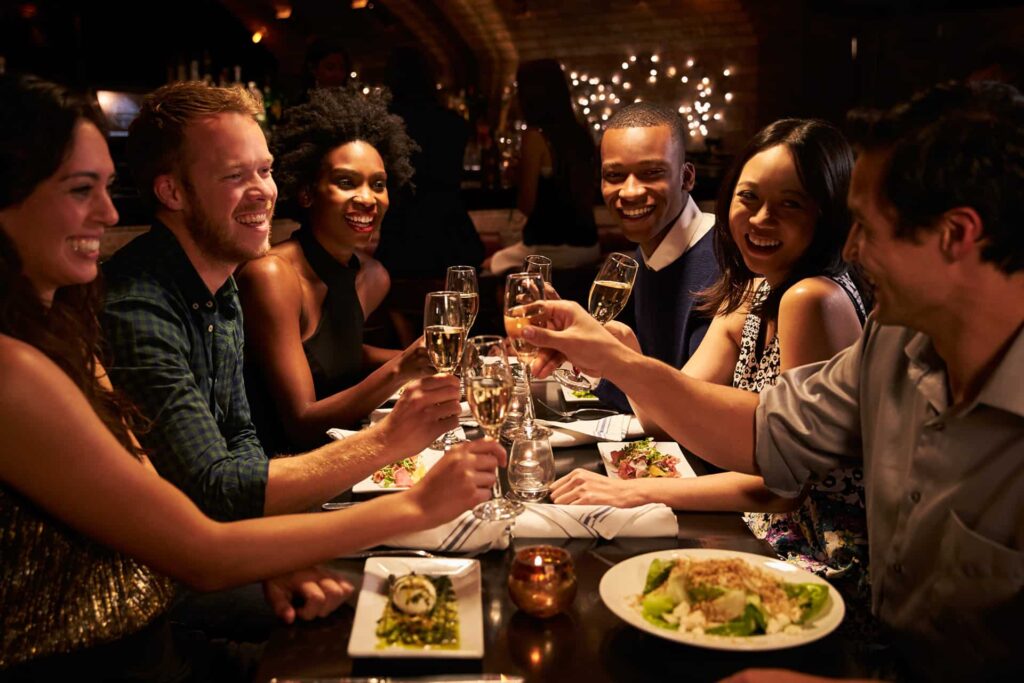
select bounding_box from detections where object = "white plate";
[352,450,445,494]
[348,557,483,659]
[560,382,600,404]
[597,441,697,479]
[599,548,845,651]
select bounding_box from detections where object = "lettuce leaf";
[783,583,830,623]
[643,559,675,594]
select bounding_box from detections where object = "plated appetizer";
[376,574,459,649]
[637,556,829,637]
[610,438,682,479]
[371,456,426,488]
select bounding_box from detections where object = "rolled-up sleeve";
[102,294,268,521]
[755,330,866,498]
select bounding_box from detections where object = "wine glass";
[424,291,466,450]
[524,254,552,284]
[507,438,555,503]
[463,335,523,520]
[503,272,551,439]
[553,252,639,392]
[445,265,480,333]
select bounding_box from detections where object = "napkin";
[539,414,646,447]
[377,503,678,553]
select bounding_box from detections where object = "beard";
[182,185,272,265]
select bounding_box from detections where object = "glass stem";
[521,361,537,435]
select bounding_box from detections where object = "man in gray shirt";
[525,81,1024,680]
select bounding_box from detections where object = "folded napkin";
[539,414,646,447]
[378,503,678,554]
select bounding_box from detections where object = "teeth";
[748,234,781,248]
[69,238,100,253]
[347,215,374,225]
[236,213,267,226]
[621,206,654,218]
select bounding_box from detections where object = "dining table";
[254,380,886,683]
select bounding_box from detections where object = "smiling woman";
[237,88,432,453]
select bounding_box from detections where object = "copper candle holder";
[508,545,577,618]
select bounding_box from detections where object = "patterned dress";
[736,276,870,598]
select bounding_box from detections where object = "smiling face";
[844,149,947,327]
[307,140,388,251]
[601,125,693,252]
[0,120,119,303]
[177,112,277,266]
[728,145,819,286]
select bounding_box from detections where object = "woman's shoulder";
[355,251,391,292]
[778,275,861,328]
[0,335,71,405]
[237,248,302,290]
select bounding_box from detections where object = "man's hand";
[388,336,434,383]
[379,374,461,455]
[550,468,647,507]
[720,670,879,683]
[407,438,505,526]
[262,565,354,624]
[524,299,629,379]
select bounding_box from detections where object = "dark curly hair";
[0,73,147,459]
[848,80,1024,275]
[698,118,861,320]
[271,87,417,206]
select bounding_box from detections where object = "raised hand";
[389,336,434,383]
[523,300,626,379]
[408,438,506,526]
[379,374,461,455]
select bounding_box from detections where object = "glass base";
[430,429,465,450]
[552,367,596,392]
[507,422,552,440]
[472,497,524,520]
[506,489,548,503]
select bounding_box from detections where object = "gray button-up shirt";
[755,318,1024,679]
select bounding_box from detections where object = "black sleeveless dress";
[245,229,365,454]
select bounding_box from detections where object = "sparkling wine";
[467,376,513,433]
[504,303,544,361]
[588,279,632,323]
[425,324,465,372]
[459,293,480,330]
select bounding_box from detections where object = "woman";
[552,120,869,590]
[488,59,600,274]
[237,88,433,454]
[0,74,500,680]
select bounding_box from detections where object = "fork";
[534,397,618,421]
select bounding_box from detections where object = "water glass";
[507,437,555,502]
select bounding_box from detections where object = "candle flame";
[534,555,544,567]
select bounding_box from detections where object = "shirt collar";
[148,221,238,314]
[903,322,1024,417]
[641,195,715,272]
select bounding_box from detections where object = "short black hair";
[271,86,417,201]
[604,101,686,163]
[848,80,1024,274]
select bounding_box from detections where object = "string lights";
[562,53,734,142]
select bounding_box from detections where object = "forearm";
[263,423,393,515]
[605,352,760,474]
[634,472,801,512]
[363,344,400,367]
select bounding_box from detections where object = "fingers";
[542,282,561,300]
[264,580,296,624]
[531,350,564,379]
[295,580,328,621]
[462,436,507,466]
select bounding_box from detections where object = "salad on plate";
[609,438,682,479]
[371,455,426,488]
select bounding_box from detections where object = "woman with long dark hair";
[488,58,600,273]
[0,74,500,681]
[552,119,870,594]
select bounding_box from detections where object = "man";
[527,82,1024,680]
[593,102,719,411]
[102,81,476,522]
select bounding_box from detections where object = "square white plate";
[597,441,697,479]
[348,557,484,659]
[352,450,445,494]
[559,382,600,404]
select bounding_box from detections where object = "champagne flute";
[503,272,551,439]
[507,437,555,503]
[424,291,466,450]
[445,265,480,333]
[464,335,523,520]
[553,252,639,392]
[524,254,552,284]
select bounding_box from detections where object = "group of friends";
[0,64,1020,683]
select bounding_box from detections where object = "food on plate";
[636,556,830,637]
[376,574,459,648]
[371,456,426,488]
[610,438,681,479]
[571,388,597,399]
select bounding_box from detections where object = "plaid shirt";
[101,223,268,521]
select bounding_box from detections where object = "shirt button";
[206,301,214,308]
[191,303,199,310]
[910,490,921,503]
[207,324,214,333]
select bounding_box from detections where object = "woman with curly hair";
[238,88,433,454]
[0,74,501,680]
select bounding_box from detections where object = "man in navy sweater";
[594,103,719,411]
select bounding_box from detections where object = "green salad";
[638,557,829,637]
[376,574,459,649]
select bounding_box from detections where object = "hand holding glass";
[424,291,465,449]
[503,272,550,439]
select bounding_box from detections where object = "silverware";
[534,397,617,421]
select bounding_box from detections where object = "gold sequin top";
[0,485,176,669]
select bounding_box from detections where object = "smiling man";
[100,82,468,522]
[594,103,719,411]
